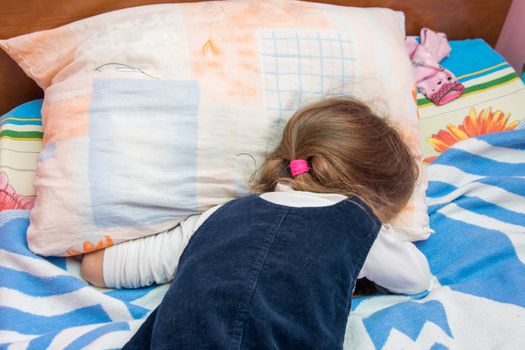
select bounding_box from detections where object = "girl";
[81,97,431,349]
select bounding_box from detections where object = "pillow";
[0,0,430,256]
[0,99,43,211]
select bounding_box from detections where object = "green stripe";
[417,72,519,106]
[0,130,43,139]
[0,114,41,121]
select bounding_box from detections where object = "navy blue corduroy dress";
[123,194,380,349]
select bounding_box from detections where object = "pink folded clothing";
[405,28,464,106]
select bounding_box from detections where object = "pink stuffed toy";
[405,28,464,106]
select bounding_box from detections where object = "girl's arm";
[81,206,221,288]
[359,226,432,295]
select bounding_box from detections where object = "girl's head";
[252,97,418,223]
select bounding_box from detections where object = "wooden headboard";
[0,0,512,114]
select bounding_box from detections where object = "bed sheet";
[0,99,42,211]
[418,38,525,163]
[0,217,167,349]
[347,129,525,349]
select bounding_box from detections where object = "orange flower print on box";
[424,107,521,163]
[0,171,34,211]
[66,235,114,256]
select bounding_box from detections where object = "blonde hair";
[251,97,419,223]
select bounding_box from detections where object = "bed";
[1,1,524,349]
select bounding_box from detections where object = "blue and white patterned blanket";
[0,214,168,349]
[1,130,525,349]
[348,129,525,349]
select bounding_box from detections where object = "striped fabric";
[346,129,525,349]
[1,130,524,349]
[417,40,522,108]
[0,209,167,348]
[418,63,520,108]
[418,39,525,163]
[0,100,42,210]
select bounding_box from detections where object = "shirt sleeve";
[103,205,222,289]
[358,225,432,295]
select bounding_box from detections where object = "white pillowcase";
[0,0,430,256]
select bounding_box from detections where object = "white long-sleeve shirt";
[103,184,432,294]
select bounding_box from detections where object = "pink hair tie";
[290,159,310,177]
